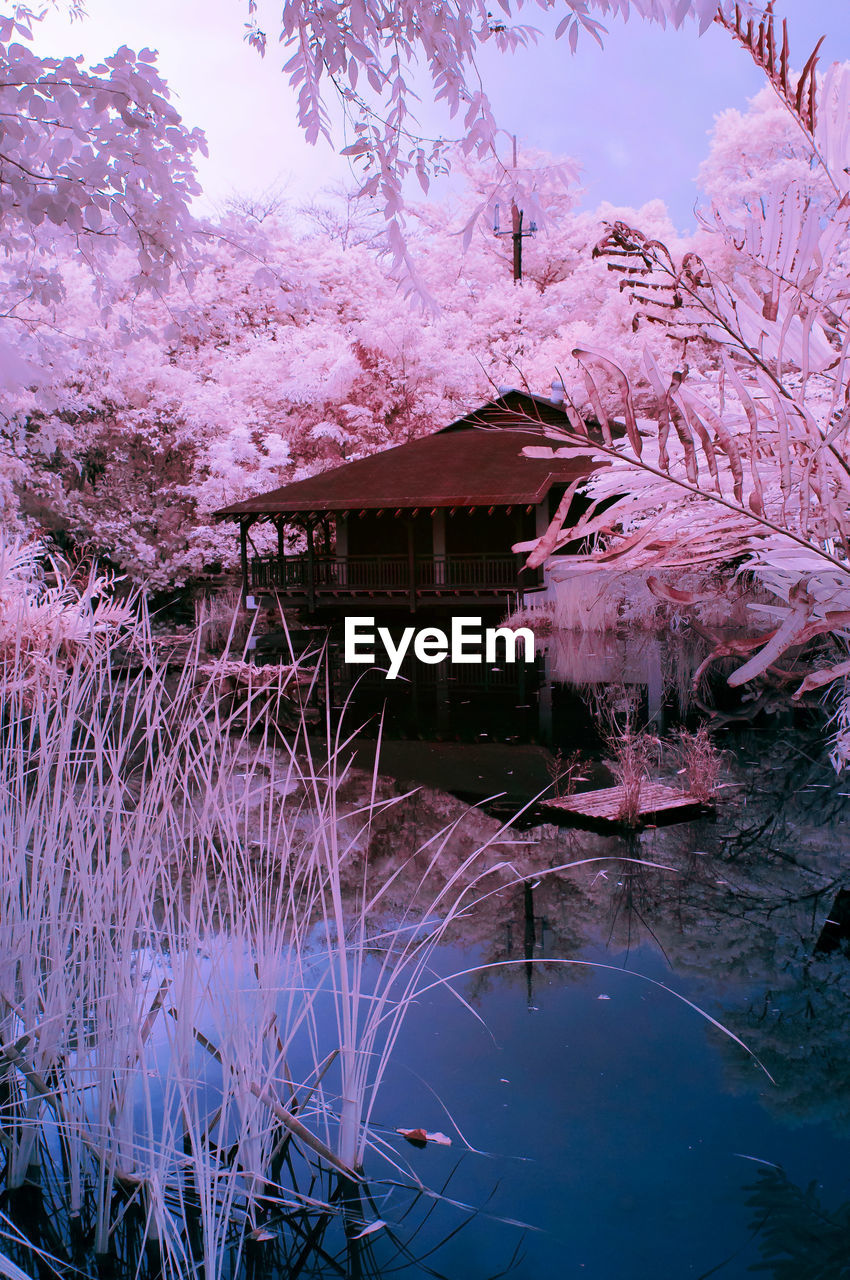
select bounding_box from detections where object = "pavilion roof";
[215,390,593,520]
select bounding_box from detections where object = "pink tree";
[513,10,850,763]
[5,165,686,586]
[0,2,206,530]
[236,0,763,289]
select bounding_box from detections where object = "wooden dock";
[540,781,712,829]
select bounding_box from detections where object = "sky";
[33,0,850,231]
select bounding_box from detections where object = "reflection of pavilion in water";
[354,726,850,1131]
[327,625,707,745]
[540,629,703,739]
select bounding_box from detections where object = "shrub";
[674,725,723,805]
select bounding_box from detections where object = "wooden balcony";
[249,553,530,609]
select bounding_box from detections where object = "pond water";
[7,626,850,1280]
[372,923,850,1278]
[309,629,850,1279]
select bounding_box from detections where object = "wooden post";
[336,513,348,588]
[239,518,249,606]
[511,136,523,284]
[276,517,285,567]
[432,508,446,586]
[511,201,523,283]
[406,519,416,613]
[306,521,316,614]
[530,499,549,589]
[646,638,665,729]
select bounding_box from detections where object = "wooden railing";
[250,553,523,596]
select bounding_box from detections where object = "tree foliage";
[240,0,762,289]
[3,157,682,585]
[0,2,205,388]
[7,0,850,768]
[512,8,850,757]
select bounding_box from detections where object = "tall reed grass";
[0,547,542,1278]
[0,541,761,1278]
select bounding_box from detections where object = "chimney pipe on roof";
[550,379,565,405]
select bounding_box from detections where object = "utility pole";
[493,135,536,283]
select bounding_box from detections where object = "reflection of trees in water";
[309,723,850,1135]
[459,872,591,1009]
[582,728,850,1131]
[744,1166,850,1280]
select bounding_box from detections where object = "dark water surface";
[317,633,850,1279]
[376,932,850,1278]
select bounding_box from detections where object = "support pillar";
[406,520,416,613]
[432,508,446,586]
[306,522,316,614]
[239,518,249,606]
[336,514,348,588]
[530,501,549,591]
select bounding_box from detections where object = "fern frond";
[715,3,824,136]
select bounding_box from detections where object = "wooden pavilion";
[216,389,597,613]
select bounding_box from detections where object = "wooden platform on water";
[540,781,712,829]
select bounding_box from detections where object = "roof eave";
[213,478,578,520]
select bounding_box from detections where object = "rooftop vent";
[550,379,565,405]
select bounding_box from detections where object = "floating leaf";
[397,1128,452,1148]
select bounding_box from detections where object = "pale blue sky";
[480,1,850,227]
[33,0,850,230]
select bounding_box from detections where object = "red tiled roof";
[216,392,591,518]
